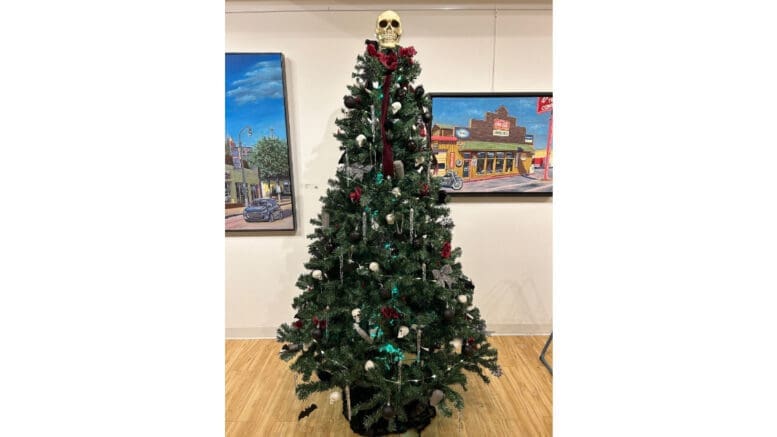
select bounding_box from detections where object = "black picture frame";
[429,92,553,196]
[225,53,297,233]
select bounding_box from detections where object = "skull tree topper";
[375,10,402,49]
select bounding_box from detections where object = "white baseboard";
[226,327,280,339]
[226,323,551,339]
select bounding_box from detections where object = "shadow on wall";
[476,277,552,334]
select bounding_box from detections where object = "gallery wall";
[225,0,553,337]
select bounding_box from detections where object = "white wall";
[225,0,552,338]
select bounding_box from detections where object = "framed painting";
[429,92,553,196]
[225,53,296,232]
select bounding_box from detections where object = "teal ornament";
[385,243,397,260]
[375,172,384,185]
[370,326,384,340]
[391,285,399,297]
[378,343,404,363]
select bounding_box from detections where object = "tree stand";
[343,386,437,436]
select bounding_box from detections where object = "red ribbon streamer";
[365,44,416,178]
[380,72,395,177]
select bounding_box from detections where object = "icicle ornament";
[416,327,422,363]
[370,104,377,166]
[362,212,367,240]
[409,208,414,239]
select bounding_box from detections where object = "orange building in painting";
[430,106,535,181]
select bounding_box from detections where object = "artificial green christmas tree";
[277,10,501,435]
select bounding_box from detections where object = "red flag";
[537,96,553,114]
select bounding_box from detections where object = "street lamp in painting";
[238,126,252,205]
[537,97,553,181]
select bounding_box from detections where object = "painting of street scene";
[429,93,553,195]
[226,53,296,231]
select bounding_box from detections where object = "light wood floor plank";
[226,336,552,436]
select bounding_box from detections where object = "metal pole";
[543,111,553,181]
[238,126,252,205]
[539,331,553,375]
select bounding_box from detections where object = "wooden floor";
[226,336,552,436]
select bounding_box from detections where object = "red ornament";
[441,242,452,259]
[349,186,363,203]
[312,316,327,329]
[292,320,303,329]
[420,183,430,197]
[381,306,400,320]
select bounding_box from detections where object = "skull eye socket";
[391,20,399,27]
[379,19,388,28]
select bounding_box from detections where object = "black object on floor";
[539,331,553,375]
[298,404,317,420]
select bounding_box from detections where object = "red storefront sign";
[537,96,553,114]
[493,118,509,130]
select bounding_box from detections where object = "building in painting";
[430,106,536,181]
[225,138,291,205]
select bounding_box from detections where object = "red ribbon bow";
[441,242,452,259]
[349,186,363,203]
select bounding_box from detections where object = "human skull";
[351,308,362,323]
[397,326,410,339]
[376,10,402,48]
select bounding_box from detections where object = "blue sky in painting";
[431,96,552,150]
[225,53,289,146]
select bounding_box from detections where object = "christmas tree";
[277,10,501,435]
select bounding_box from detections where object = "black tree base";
[342,386,437,436]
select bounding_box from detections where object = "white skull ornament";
[376,10,402,49]
[351,308,362,323]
